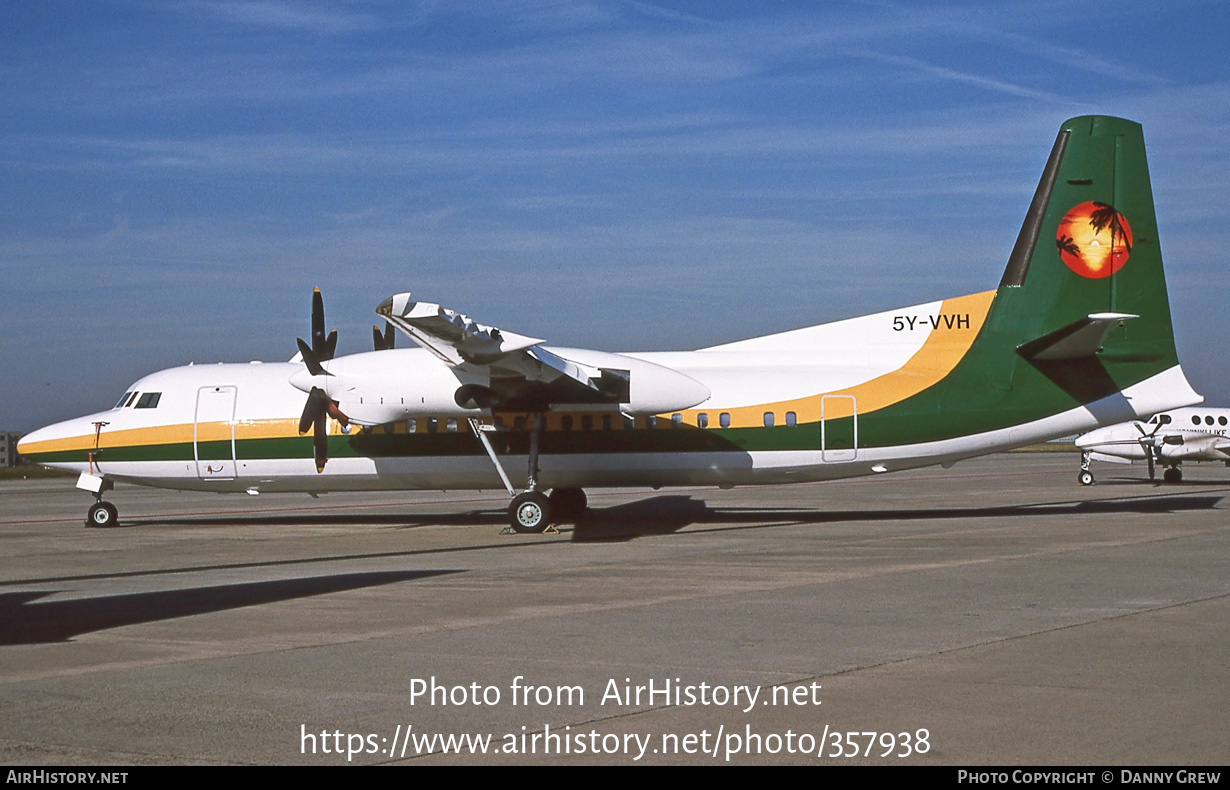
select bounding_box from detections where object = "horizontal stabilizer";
[1016,312,1137,361]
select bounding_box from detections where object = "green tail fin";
[984,115,1181,401]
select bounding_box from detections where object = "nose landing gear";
[1078,452,1095,486]
[86,499,119,528]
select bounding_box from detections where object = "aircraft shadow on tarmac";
[109,490,1226,544]
[568,492,1226,542]
[0,569,457,646]
[1086,476,1230,487]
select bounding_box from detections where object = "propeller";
[373,321,394,351]
[294,288,349,473]
[299,386,349,473]
[1133,415,1172,480]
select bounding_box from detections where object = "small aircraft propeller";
[373,321,394,351]
[1133,416,1174,480]
[294,288,349,473]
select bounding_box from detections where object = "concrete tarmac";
[1,454,1227,765]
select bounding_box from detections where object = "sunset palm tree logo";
[1055,201,1133,278]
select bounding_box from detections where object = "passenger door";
[821,394,857,462]
[194,385,237,479]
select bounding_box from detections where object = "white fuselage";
[20,293,1201,496]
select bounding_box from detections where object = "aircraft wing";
[375,293,629,408]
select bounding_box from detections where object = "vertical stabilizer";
[981,116,1187,404]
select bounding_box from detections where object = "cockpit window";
[114,392,134,409]
[135,392,162,409]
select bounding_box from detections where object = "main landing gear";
[470,415,589,534]
[1163,466,1183,484]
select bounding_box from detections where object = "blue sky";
[4,1,1230,431]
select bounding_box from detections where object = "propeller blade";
[373,322,394,351]
[1147,451,1156,479]
[297,386,348,473]
[296,338,325,377]
[298,387,328,434]
[305,287,338,361]
[313,413,328,473]
[311,287,326,351]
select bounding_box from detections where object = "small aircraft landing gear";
[86,500,119,528]
[1078,452,1095,486]
[1163,466,1183,484]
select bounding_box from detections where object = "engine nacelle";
[288,346,711,426]
[290,349,491,425]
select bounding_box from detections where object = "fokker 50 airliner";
[19,116,1203,532]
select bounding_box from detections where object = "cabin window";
[785,411,797,427]
[114,392,133,409]
[602,415,612,431]
[493,416,506,430]
[561,415,573,432]
[514,416,526,432]
[581,415,593,431]
[135,392,162,409]
[446,418,458,432]
[1207,416,1216,426]
[697,413,709,428]
[719,413,731,428]
[671,413,683,428]
[622,415,635,430]
[427,417,438,433]
[645,415,657,430]
[1193,416,1201,425]
[405,419,417,433]
[763,412,774,427]
[1220,417,1227,426]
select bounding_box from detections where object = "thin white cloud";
[174,0,383,34]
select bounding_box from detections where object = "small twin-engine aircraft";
[1075,407,1230,485]
[19,116,1203,532]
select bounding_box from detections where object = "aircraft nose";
[1074,425,1113,449]
[15,416,92,464]
[15,426,47,457]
